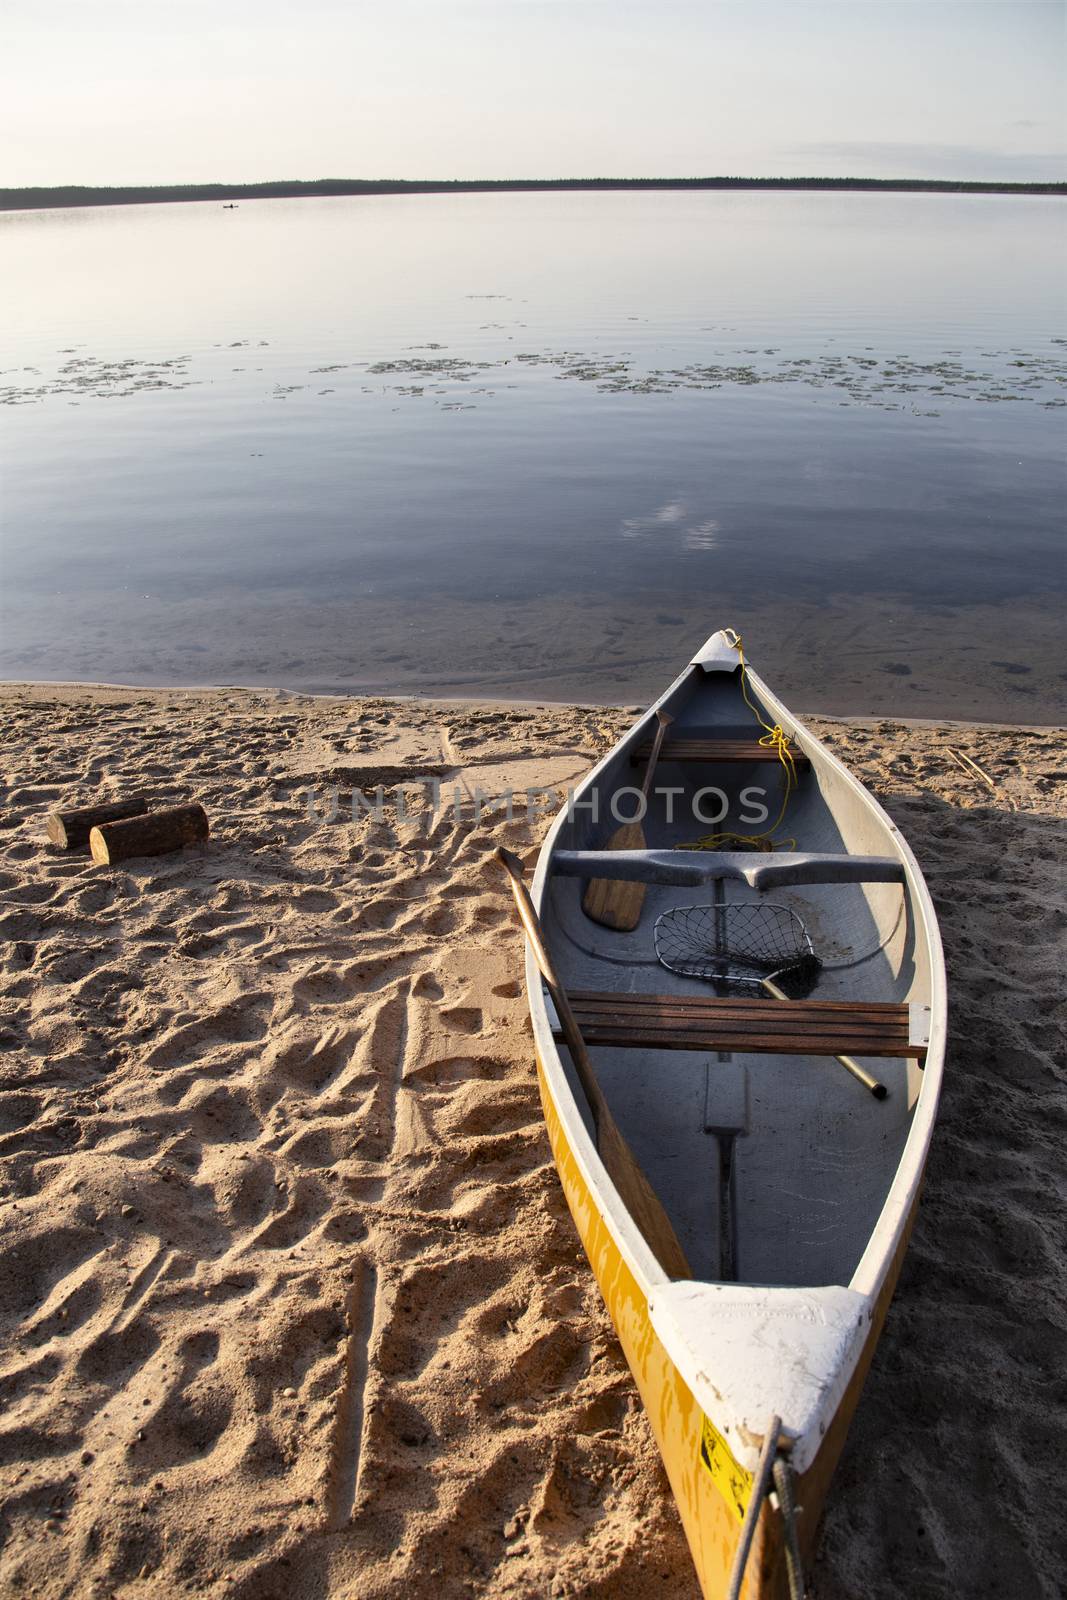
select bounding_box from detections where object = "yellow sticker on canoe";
[699,1413,754,1523]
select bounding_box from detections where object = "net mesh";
[654,901,816,988]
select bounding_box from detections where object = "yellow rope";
[682,630,799,852]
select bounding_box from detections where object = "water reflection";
[0,191,1063,717]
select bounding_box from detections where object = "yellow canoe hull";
[536,1049,918,1599]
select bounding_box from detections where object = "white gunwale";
[524,636,947,1478]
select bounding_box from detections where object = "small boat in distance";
[499,628,946,1598]
[222,202,238,209]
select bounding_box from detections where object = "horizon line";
[2,174,1064,212]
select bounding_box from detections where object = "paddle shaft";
[497,849,608,1124]
[496,846,692,1280]
[639,708,673,804]
[761,977,888,1099]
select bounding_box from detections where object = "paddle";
[496,846,692,1281]
[760,976,887,1099]
[582,709,673,932]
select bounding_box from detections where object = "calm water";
[1,192,1064,718]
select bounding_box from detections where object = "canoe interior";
[543,664,932,1289]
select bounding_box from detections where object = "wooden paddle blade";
[583,707,672,932]
[597,1114,693,1280]
[581,820,647,930]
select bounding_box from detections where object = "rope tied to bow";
[683,631,800,853]
[725,1414,807,1600]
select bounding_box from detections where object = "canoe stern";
[534,1047,924,1598]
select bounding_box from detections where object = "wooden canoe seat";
[631,738,810,769]
[556,991,929,1061]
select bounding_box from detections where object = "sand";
[0,683,1063,1599]
[4,591,1067,725]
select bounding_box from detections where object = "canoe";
[505,629,946,1599]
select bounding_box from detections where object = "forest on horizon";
[3,175,1064,210]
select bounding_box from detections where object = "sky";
[2,0,1063,187]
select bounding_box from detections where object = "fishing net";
[654,901,822,993]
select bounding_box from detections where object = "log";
[89,804,209,866]
[47,797,149,851]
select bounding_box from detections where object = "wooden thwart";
[563,990,926,1061]
[631,738,810,768]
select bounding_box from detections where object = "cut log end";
[46,797,149,851]
[89,804,210,866]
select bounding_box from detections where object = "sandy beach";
[0,682,1063,1599]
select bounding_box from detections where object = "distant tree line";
[2,176,1064,210]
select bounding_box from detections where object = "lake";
[1,190,1064,719]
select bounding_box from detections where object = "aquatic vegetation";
[3,337,1063,415]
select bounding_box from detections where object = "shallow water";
[1,191,1064,717]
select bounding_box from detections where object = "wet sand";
[0,683,1063,1598]
[2,591,1066,725]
